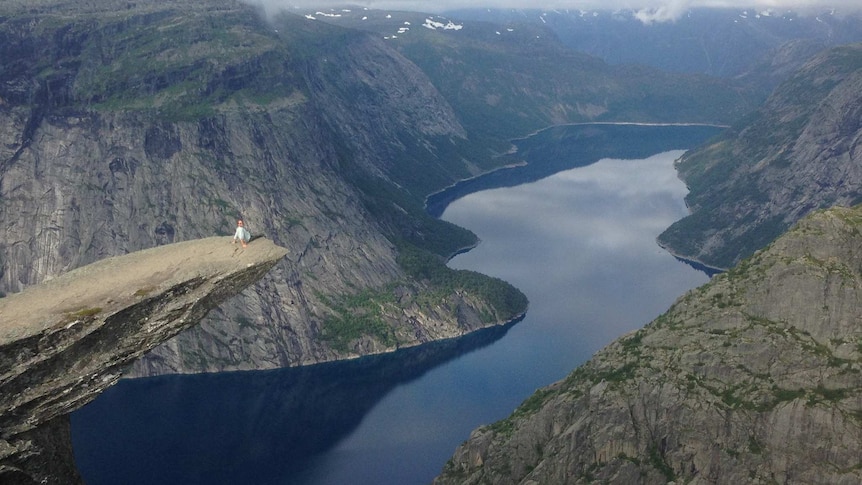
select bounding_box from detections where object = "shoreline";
[510,121,731,143]
[423,160,527,216]
[429,122,732,275]
[425,121,730,216]
[444,240,480,263]
[655,239,726,276]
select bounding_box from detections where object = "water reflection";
[442,150,709,369]
[290,145,714,485]
[71,320,518,485]
[426,124,723,217]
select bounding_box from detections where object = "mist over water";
[72,126,714,485]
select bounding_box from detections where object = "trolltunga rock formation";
[0,236,288,484]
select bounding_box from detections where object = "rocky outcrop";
[0,236,289,484]
[436,206,862,484]
[658,42,862,270]
[0,0,526,376]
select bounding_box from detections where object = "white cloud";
[634,0,695,23]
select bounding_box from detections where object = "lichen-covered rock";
[436,206,862,485]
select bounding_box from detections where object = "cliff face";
[0,236,289,484]
[0,0,523,376]
[658,42,862,270]
[435,206,862,484]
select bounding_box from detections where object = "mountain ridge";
[448,7,862,81]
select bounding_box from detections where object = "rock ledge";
[0,236,288,484]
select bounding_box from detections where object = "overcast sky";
[254,0,862,23]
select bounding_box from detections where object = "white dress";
[233,226,250,243]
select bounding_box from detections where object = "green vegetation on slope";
[396,244,528,320]
[317,287,398,352]
[439,206,862,484]
[0,1,308,121]
[2,1,525,347]
[316,168,529,350]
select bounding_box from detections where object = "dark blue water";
[72,125,719,485]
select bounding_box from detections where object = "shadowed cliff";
[0,236,288,484]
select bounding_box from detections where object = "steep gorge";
[434,38,862,485]
[0,0,751,377]
[5,2,861,483]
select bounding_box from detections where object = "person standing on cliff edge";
[233,219,251,248]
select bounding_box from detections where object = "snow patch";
[423,18,463,31]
